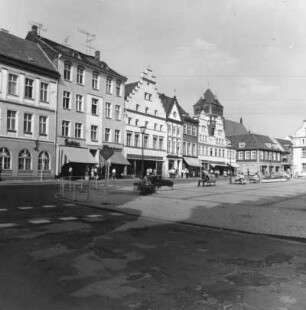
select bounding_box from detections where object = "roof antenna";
[77,29,96,55]
[173,88,177,98]
[29,21,47,35]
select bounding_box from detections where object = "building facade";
[292,120,306,176]
[159,94,184,177]
[26,25,127,177]
[124,69,167,176]
[0,29,59,180]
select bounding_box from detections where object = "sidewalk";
[58,177,306,240]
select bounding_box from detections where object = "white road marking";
[59,217,78,221]
[18,207,34,210]
[28,219,51,224]
[86,214,104,218]
[42,205,57,208]
[0,208,8,212]
[0,223,16,228]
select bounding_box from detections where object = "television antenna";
[77,29,96,55]
[29,21,47,36]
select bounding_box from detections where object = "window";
[8,74,18,95]
[136,104,139,111]
[39,116,47,135]
[144,92,152,101]
[7,110,16,131]
[91,125,98,141]
[145,121,149,128]
[303,163,306,173]
[135,119,139,126]
[187,143,191,156]
[115,80,122,96]
[183,142,187,156]
[38,151,50,171]
[183,124,187,134]
[64,62,72,81]
[144,135,148,148]
[18,149,31,170]
[134,133,139,147]
[192,144,196,156]
[40,82,48,102]
[260,151,264,160]
[159,138,163,150]
[153,136,157,149]
[105,102,111,118]
[25,78,34,99]
[23,113,32,133]
[160,125,163,131]
[177,126,180,136]
[192,126,197,136]
[177,139,181,154]
[126,132,132,146]
[62,120,70,137]
[302,148,306,158]
[76,94,83,112]
[145,107,149,114]
[251,151,257,160]
[105,128,111,142]
[63,91,71,109]
[106,77,112,94]
[114,130,120,144]
[168,123,172,134]
[92,98,98,115]
[128,117,132,125]
[154,110,158,116]
[187,125,192,135]
[77,66,84,84]
[245,151,250,160]
[238,151,244,160]
[167,139,171,153]
[115,105,121,120]
[0,147,11,170]
[173,125,176,136]
[154,123,157,130]
[75,123,82,138]
[239,142,246,148]
[92,72,99,89]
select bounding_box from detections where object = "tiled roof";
[229,133,276,151]
[0,30,58,74]
[125,82,138,99]
[194,88,223,107]
[159,93,188,119]
[26,31,126,80]
[224,119,248,137]
[275,138,292,153]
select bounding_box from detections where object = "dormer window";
[239,142,246,148]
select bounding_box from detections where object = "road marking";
[42,205,57,208]
[109,212,123,216]
[62,203,77,207]
[59,217,78,221]
[0,208,8,212]
[28,219,51,224]
[0,223,16,228]
[86,214,104,218]
[18,207,34,210]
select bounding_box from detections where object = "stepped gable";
[125,82,139,99]
[0,30,58,74]
[224,119,248,137]
[26,29,126,80]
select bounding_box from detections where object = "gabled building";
[228,133,284,176]
[193,89,228,175]
[159,94,184,176]
[26,25,127,177]
[292,120,306,176]
[224,118,248,137]
[274,138,292,173]
[124,69,167,176]
[0,29,59,180]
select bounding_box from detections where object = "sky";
[2,0,306,138]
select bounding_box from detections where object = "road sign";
[100,145,114,161]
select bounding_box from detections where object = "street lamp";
[229,145,232,184]
[140,126,146,178]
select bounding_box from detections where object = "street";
[1,184,306,309]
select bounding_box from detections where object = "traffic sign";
[100,145,114,160]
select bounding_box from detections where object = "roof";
[224,119,248,137]
[229,133,277,151]
[159,93,188,118]
[275,138,292,153]
[26,30,126,80]
[194,88,223,107]
[125,82,138,99]
[0,30,58,75]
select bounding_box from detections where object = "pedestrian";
[68,166,73,178]
[112,167,116,180]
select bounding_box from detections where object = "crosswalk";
[0,203,123,229]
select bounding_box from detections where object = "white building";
[292,120,306,176]
[124,69,167,176]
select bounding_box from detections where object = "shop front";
[183,157,201,177]
[126,154,164,177]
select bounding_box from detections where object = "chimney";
[240,117,243,124]
[94,50,100,61]
[31,25,38,36]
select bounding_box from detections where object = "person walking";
[111,167,116,181]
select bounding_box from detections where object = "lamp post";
[229,145,232,184]
[40,152,45,182]
[140,126,146,178]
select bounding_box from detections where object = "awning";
[183,157,201,167]
[210,162,228,167]
[62,147,98,164]
[229,163,239,168]
[107,151,130,165]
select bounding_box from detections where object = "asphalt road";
[1,184,306,309]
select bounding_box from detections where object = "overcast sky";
[3,0,306,138]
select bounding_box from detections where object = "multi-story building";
[193,89,228,175]
[182,114,200,177]
[292,120,306,176]
[159,94,183,176]
[228,133,284,176]
[124,69,167,176]
[26,25,128,177]
[274,138,292,174]
[0,29,59,180]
